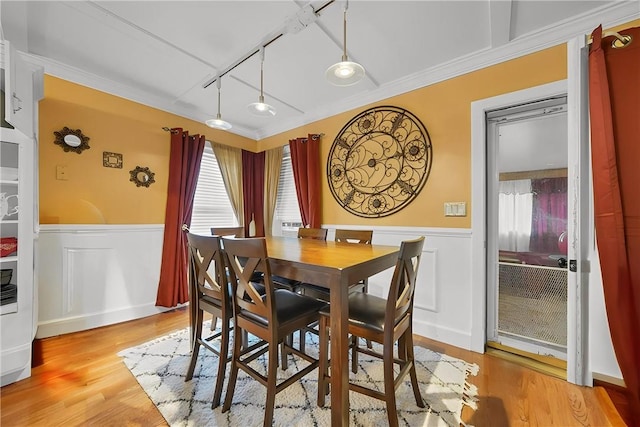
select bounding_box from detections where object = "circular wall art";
[327,106,432,218]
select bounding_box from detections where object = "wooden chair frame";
[185,233,232,409]
[210,226,244,237]
[297,227,327,240]
[221,237,325,426]
[317,236,426,427]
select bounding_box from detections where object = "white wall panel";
[37,224,174,338]
[325,225,474,351]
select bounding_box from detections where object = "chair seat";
[271,275,302,292]
[320,292,387,333]
[241,289,327,327]
[298,282,365,302]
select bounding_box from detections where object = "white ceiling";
[1,1,638,140]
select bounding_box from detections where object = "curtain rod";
[203,0,335,89]
[587,30,632,46]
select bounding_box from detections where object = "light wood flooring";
[0,307,627,426]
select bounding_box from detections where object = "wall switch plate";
[56,165,69,180]
[444,202,467,216]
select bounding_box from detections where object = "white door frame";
[470,69,588,384]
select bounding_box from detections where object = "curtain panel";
[242,150,265,237]
[212,142,244,227]
[289,134,322,228]
[156,129,205,307]
[264,146,283,237]
[529,177,568,254]
[589,25,640,422]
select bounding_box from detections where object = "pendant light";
[247,47,276,117]
[326,0,365,86]
[205,76,232,130]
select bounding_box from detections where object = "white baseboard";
[0,343,31,387]
[413,318,475,352]
[36,303,180,339]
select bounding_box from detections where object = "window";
[190,142,238,235]
[273,145,302,236]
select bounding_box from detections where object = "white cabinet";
[1,40,42,386]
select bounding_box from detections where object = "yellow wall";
[260,45,567,228]
[39,44,566,226]
[39,76,255,224]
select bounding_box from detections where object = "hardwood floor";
[0,307,626,426]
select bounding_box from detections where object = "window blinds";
[190,142,238,235]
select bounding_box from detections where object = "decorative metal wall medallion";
[327,106,432,218]
[129,166,156,187]
[53,127,91,154]
[103,151,123,168]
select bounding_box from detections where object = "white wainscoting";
[36,224,174,338]
[37,224,474,351]
[324,225,474,351]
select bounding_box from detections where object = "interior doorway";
[485,96,569,375]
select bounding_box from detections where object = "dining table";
[264,236,400,426]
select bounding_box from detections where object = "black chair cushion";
[299,282,366,302]
[271,275,302,292]
[320,292,387,333]
[241,289,327,327]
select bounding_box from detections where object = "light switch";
[56,165,69,180]
[444,202,467,216]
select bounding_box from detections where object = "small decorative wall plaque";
[103,152,123,169]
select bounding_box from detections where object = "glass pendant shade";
[326,59,365,86]
[206,77,232,130]
[206,113,232,130]
[248,95,276,116]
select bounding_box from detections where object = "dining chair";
[297,227,328,240]
[317,236,426,427]
[270,227,327,293]
[297,229,374,350]
[209,226,250,332]
[184,232,232,409]
[210,226,244,237]
[221,237,327,427]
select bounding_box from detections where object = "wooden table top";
[264,236,399,271]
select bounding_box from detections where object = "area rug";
[118,323,478,427]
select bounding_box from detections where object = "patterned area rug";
[118,323,478,427]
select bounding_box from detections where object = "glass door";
[486,96,569,361]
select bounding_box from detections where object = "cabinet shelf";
[0,256,18,263]
[0,180,19,185]
[0,302,18,315]
[1,220,18,224]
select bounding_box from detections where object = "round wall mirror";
[63,134,82,147]
[53,127,91,154]
[129,166,156,188]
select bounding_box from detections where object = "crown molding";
[21,52,257,139]
[21,1,638,142]
[256,1,639,140]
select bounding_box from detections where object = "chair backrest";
[222,237,274,321]
[186,233,228,305]
[297,227,328,240]
[334,229,373,245]
[211,226,244,237]
[386,236,425,326]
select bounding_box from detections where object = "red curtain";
[589,25,640,421]
[529,178,568,254]
[289,134,321,228]
[242,150,265,237]
[156,129,205,307]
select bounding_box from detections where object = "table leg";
[330,276,350,425]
